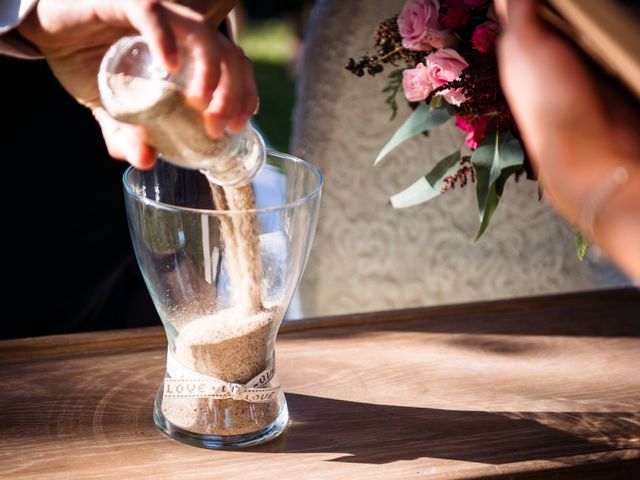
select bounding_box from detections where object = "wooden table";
[1,289,639,479]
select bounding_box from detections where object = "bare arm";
[495,0,640,282]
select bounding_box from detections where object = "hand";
[495,0,640,281]
[18,0,258,168]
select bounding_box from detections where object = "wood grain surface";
[1,289,639,479]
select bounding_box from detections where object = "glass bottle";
[98,35,265,187]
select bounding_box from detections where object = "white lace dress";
[290,0,629,318]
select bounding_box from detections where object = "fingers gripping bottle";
[98,35,265,187]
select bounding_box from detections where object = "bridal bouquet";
[345,0,537,242]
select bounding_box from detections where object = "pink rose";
[398,0,453,51]
[472,21,501,52]
[463,0,489,7]
[402,63,433,102]
[402,49,469,104]
[425,48,468,105]
[455,115,490,149]
[439,0,471,29]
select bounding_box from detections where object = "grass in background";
[239,20,297,153]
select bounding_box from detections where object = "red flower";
[439,0,471,29]
[455,115,491,150]
[472,21,501,52]
[463,0,489,7]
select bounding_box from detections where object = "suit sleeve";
[0,0,42,59]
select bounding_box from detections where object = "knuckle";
[208,104,233,120]
[244,97,258,116]
[138,0,162,17]
[243,59,255,77]
[220,102,241,120]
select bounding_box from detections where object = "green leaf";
[472,131,525,241]
[430,95,444,109]
[375,103,452,165]
[390,151,461,208]
[538,180,544,201]
[574,228,589,261]
[425,151,462,187]
[382,68,404,121]
[473,165,521,241]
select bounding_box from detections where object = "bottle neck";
[201,125,266,187]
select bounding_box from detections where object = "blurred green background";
[237,3,310,153]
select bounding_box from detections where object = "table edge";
[1,287,637,363]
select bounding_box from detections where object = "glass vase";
[123,151,322,448]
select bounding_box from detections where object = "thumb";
[93,107,158,169]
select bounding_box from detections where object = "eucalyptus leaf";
[490,132,523,185]
[472,131,524,214]
[425,151,461,187]
[474,181,499,242]
[390,177,440,208]
[473,165,521,241]
[375,103,452,165]
[391,151,461,208]
[472,131,525,241]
